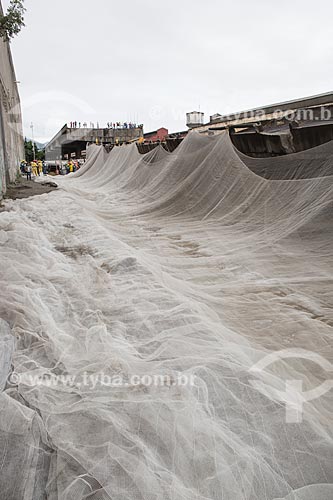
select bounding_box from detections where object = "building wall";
[0,0,24,195]
[0,99,6,193]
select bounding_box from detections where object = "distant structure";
[45,124,144,161]
[143,127,168,143]
[0,0,24,195]
[201,92,333,130]
[46,93,333,161]
[140,94,333,157]
[195,92,333,155]
[186,111,204,129]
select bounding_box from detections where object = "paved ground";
[3,175,58,200]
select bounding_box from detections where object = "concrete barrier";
[0,0,24,196]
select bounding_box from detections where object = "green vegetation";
[0,0,25,41]
[24,138,45,162]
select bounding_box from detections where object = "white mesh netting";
[0,132,332,499]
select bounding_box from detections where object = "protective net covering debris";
[0,132,332,499]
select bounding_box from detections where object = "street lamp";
[30,122,36,161]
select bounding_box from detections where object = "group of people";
[20,160,48,180]
[69,121,96,128]
[57,160,80,175]
[20,159,81,180]
[69,121,86,128]
[68,121,143,130]
[106,122,142,129]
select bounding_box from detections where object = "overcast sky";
[4,0,333,143]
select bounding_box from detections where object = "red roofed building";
[144,127,168,143]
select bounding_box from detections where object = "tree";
[36,148,45,161]
[0,0,25,41]
[24,139,35,162]
[24,138,46,162]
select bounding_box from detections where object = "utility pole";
[30,122,36,161]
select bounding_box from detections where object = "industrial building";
[0,0,24,195]
[136,95,333,158]
[195,92,333,156]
